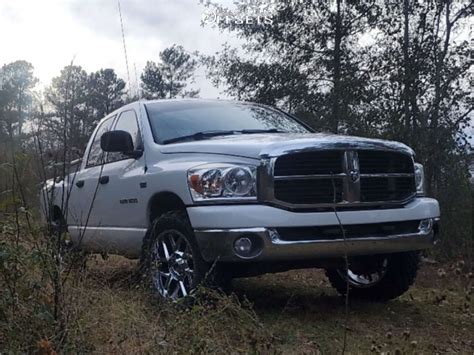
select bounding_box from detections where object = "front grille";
[274,151,343,176]
[271,149,416,208]
[276,220,421,242]
[360,177,415,202]
[274,179,343,204]
[358,151,413,174]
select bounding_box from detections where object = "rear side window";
[86,116,115,167]
[108,110,142,163]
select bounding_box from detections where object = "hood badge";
[350,169,360,183]
[342,151,362,203]
[348,151,360,183]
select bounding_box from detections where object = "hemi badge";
[140,182,147,188]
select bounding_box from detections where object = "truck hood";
[159,133,414,159]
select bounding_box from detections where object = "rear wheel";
[49,206,67,234]
[47,207,74,254]
[326,251,420,302]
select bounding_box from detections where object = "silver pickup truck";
[42,99,440,301]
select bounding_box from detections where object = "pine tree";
[141,45,199,99]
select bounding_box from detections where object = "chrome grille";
[263,149,416,209]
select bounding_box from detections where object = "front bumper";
[188,198,440,262]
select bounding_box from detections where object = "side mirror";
[101,130,134,152]
[101,130,143,159]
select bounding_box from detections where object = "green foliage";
[141,45,199,99]
[44,66,127,153]
[0,60,38,137]
[0,218,55,352]
[203,0,382,133]
[434,160,473,261]
[88,68,126,118]
[0,144,44,216]
[141,61,168,99]
[44,65,92,151]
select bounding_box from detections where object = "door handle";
[99,176,109,184]
[76,180,85,188]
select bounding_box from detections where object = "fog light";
[234,237,252,255]
[419,219,433,233]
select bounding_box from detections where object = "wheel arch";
[147,191,188,226]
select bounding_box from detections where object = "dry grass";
[61,255,274,353]
[235,264,473,353]
[48,255,474,354]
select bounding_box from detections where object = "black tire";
[140,210,230,299]
[47,208,74,253]
[48,207,67,234]
[325,251,420,302]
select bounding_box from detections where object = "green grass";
[49,255,473,354]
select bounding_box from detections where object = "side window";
[86,117,115,168]
[108,110,142,163]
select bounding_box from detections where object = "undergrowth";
[1,216,472,353]
[0,215,275,353]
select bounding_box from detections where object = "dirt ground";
[65,255,473,354]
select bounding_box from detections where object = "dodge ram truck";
[41,99,440,301]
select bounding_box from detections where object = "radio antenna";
[118,0,132,97]
[134,62,141,99]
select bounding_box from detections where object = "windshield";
[145,100,310,144]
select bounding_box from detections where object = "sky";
[0,0,240,98]
[0,0,472,144]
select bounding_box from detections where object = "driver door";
[86,109,149,256]
[67,115,116,247]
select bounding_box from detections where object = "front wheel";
[140,211,230,300]
[325,251,420,302]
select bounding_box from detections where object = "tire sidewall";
[141,211,209,295]
[326,251,421,301]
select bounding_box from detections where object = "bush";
[433,165,473,263]
[0,217,56,352]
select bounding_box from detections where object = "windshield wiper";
[237,129,286,134]
[162,128,287,144]
[162,130,236,144]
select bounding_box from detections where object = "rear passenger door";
[90,110,149,255]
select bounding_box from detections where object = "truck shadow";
[231,269,433,328]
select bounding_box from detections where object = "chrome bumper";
[194,220,439,262]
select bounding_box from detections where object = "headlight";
[188,164,257,201]
[414,163,425,195]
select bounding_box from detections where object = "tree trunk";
[402,0,411,138]
[426,1,452,195]
[331,0,343,134]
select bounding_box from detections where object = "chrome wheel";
[339,258,388,288]
[150,229,195,300]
